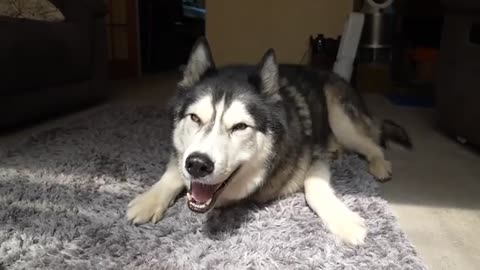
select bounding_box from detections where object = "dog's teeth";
[186,193,192,201]
[192,202,203,208]
[190,201,207,209]
[206,198,212,205]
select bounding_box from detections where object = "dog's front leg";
[304,160,367,245]
[127,158,185,224]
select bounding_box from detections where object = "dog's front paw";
[369,158,392,182]
[127,190,167,225]
[326,209,367,246]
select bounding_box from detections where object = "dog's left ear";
[179,37,216,88]
[257,49,280,97]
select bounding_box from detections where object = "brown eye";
[190,114,201,124]
[231,123,248,132]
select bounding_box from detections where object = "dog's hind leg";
[127,157,185,224]
[326,134,344,160]
[324,84,392,181]
[304,155,367,245]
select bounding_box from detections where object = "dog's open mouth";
[186,167,240,213]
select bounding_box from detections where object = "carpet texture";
[0,105,427,270]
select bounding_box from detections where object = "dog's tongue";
[191,183,220,203]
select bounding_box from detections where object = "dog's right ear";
[179,37,216,88]
[257,48,280,97]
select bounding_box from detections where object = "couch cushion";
[0,17,91,93]
[0,0,65,22]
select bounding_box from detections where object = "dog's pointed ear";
[179,37,215,88]
[257,48,280,96]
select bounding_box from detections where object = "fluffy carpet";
[0,105,427,270]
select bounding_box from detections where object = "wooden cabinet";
[105,0,140,79]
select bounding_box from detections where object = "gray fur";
[166,39,408,220]
[0,105,427,269]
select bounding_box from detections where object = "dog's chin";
[186,167,241,213]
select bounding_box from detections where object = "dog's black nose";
[185,152,214,178]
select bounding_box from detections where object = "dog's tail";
[379,119,413,150]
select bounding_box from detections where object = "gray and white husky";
[127,38,411,245]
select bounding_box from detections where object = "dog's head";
[169,38,285,213]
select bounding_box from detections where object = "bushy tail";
[380,120,413,149]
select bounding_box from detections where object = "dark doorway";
[138,0,205,74]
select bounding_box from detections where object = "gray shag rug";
[0,105,427,270]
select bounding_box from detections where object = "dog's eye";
[231,123,248,132]
[189,114,201,124]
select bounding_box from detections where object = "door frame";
[106,0,141,79]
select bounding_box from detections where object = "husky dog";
[127,38,411,245]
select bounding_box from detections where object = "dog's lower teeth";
[188,198,213,209]
[186,193,192,201]
[191,202,206,208]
